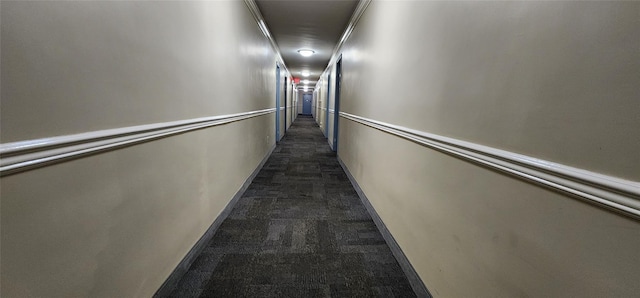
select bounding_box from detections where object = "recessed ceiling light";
[303,79,309,84]
[298,49,315,57]
[301,71,310,77]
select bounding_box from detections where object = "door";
[303,94,312,114]
[332,58,342,152]
[275,65,281,141]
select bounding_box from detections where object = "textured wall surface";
[1,1,283,296]
[320,1,640,296]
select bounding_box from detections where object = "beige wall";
[286,78,293,129]
[317,83,324,132]
[1,1,282,297]
[312,90,318,119]
[293,84,298,123]
[326,62,338,149]
[317,76,329,138]
[321,1,640,296]
[277,64,286,140]
[318,78,325,134]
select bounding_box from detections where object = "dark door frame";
[284,76,288,132]
[325,74,331,138]
[332,56,342,152]
[275,64,281,142]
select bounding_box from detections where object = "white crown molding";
[340,111,640,220]
[243,0,291,78]
[317,0,372,87]
[0,108,276,176]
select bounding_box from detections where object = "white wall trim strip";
[1,108,276,176]
[340,111,640,220]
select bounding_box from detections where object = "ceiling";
[255,0,359,89]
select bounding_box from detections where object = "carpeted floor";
[167,115,416,297]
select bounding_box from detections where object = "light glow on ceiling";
[301,71,310,77]
[297,49,315,57]
[303,79,309,84]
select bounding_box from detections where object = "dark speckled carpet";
[167,115,416,297]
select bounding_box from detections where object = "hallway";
[3,1,639,296]
[167,116,415,297]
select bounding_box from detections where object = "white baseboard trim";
[340,111,640,220]
[338,157,432,298]
[154,143,276,297]
[1,108,276,176]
